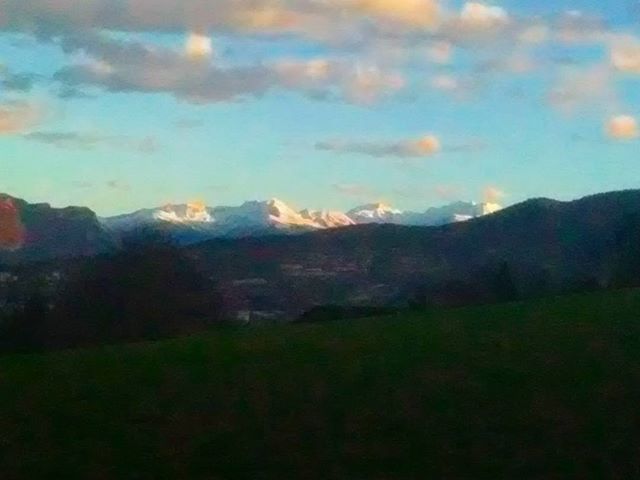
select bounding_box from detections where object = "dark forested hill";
[0,194,116,263]
[187,189,640,316]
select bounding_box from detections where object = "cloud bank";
[0,101,40,134]
[317,134,441,158]
[24,131,160,153]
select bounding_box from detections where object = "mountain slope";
[0,194,116,263]
[185,189,640,316]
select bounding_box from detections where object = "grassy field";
[2,289,640,478]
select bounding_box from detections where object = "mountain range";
[0,193,115,263]
[100,198,502,243]
[2,188,640,318]
[0,193,502,261]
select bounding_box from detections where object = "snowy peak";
[300,209,356,228]
[213,199,355,230]
[212,198,318,230]
[153,202,214,224]
[402,201,503,226]
[102,197,503,242]
[265,198,318,227]
[347,203,403,223]
[481,202,502,215]
[344,200,504,227]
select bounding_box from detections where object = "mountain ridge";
[0,193,116,262]
[3,189,640,317]
[181,188,640,316]
[100,197,504,242]
[3,189,640,266]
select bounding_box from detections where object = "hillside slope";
[2,289,640,478]
[188,189,640,314]
[0,194,116,263]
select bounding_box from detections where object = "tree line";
[0,235,225,353]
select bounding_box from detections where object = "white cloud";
[553,11,607,45]
[548,65,617,115]
[55,34,404,104]
[428,73,484,100]
[53,33,407,105]
[0,0,629,123]
[0,101,41,134]
[426,41,453,64]
[606,115,638,140]
[53,33,277,103]
[185,32,213,60]
[459,2,509,30]
[341,0,441,28]
[483,186,505,204]
[24,131,160,153]
[430,74,458,91]
[274,58,334,90]
[0,0,440,39]
[610,35,640,74]
[317,134,441,158]
[343,65,405,104]
[432,2,513,46]
[405,135,441,155]
[518,24,549,45]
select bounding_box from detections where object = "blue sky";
[0,0,639,215]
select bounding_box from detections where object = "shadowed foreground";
[2,289,640,478]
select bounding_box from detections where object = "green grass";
[2,289,640,479]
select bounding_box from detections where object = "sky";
[0,0,639,216]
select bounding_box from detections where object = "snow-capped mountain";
[104,202,215,232]
[386,201,502,226]
[299,209,356,228]
[345,201,502,226]
[155,202,213,223]
[101,198,502,243]
[212,199,318,230]
[347,203,403,224]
